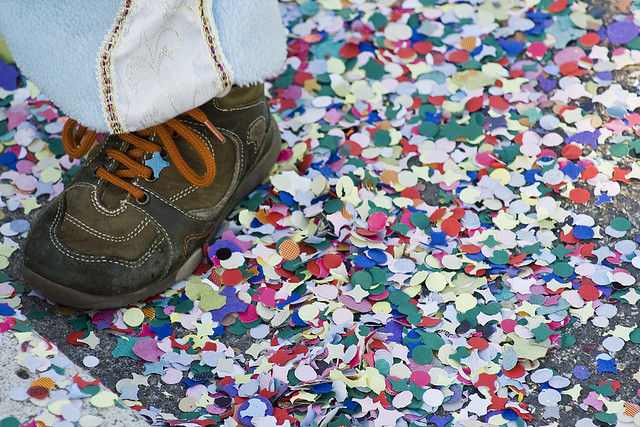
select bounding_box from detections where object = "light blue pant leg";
[0,0,287,132]
[0,0,122,132]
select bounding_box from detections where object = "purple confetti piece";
[607,20,639,44]
[0,59,18,91]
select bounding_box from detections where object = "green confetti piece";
[375,359,391,376]
[324,199,344,214]
[531,323,553,342]
[81,385,101,396]
[368,12,387,30]
[610,216,631,231]
[362,58,385,80]
[409,212,430,230]
[11,321,33,332]
[69,316,92,332]
[480,235,500,248]
[610,142,629,157]
[560,333,576,348]
[418,122,439,138]
[0,417,20,427]
[522,242,541,255]
[372,129,391,147]
[629,328,640,344]
[411,344,434,364]
[552,262,574,278]
[489,250,509,265]
[300,0,319,16]
[351,270,373,289]
[594,412,616,425]
[590,382,615,397]
[111,336,147,359]
[184,282,225,312]
[388,377,408,392]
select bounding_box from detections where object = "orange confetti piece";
[32,377,55,390]
[141,306,155,320]
[460,36,477,51]
[279,239,300,261]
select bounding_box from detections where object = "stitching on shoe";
[127,199,174,261]
[211,98,263,112]
[187,129,243,218]
[180,228,214,264]
[50,201,162,266]
[85,140,110,164]
[139,187,206,220]
[90,189,127,216]
[169,185,197,203]
[64,213,150,242]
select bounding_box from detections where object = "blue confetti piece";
[145,151,170,179]
[353,254,376,268]
[0,59,19,91]
[0,304,15,316]
[572,225,594,240]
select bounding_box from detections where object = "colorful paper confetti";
[6,0,640,426]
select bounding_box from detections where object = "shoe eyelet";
[160,147,169,160]
[135,192,150,205]
[144,175,157,183]
[92,167,100,177]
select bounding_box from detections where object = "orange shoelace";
[61,109,225,202]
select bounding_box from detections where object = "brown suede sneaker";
[22,84,281,309]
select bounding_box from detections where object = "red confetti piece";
[466,96,484,112]
[579,32,600,47]
[460,244,481,254]
[548,0,567,13]
[27,386,50,400]
[339,43,359,59]
[578,283,599,301]
[559,61,580,76]
[504,364,526,379]
[413,41,432,55]
[447,50,469,63]
[66,330,85,346]
[322,253,342,269]
[221,269,243,286]
[441,217,461,236]
[397,47,416,59]
[468,337,489,350]
[430,207,447,222]
[569,188,590,204]
[489,95,509,110]
[562,144,582,159]
[581,164,598,179]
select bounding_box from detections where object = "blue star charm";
[145,151,170,179]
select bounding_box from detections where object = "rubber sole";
[22,119,282,309]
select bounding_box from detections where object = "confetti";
[4,0,640,426]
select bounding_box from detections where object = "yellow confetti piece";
[122,307,144,327]
[90,390,118,408]
[48,398,71,415]
[372,301,392,314]
[454,294,476,313]
[425,272,447,292]
[298,304,320,321]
